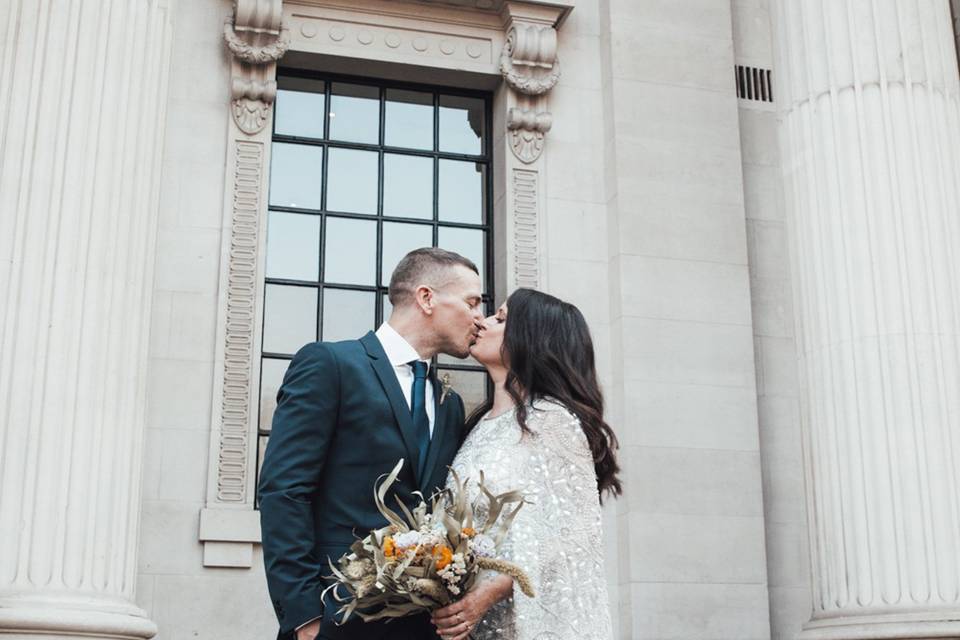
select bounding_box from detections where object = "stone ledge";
[198,508,261,568]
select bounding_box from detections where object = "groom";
[258,247,485,640]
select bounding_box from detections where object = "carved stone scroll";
[224,0,289,135]
[499,20,560,164]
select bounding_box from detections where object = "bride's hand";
[431,575,513,640]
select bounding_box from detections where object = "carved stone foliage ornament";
[224,1,289,135]
[499,23,560,163]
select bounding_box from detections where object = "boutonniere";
[439,373,453,405]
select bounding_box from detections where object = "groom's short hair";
[388,248,479,307]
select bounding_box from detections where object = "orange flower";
[383,536,396,559]
[461,527,476,538]
[432,545,453,570]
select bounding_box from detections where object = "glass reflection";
[323,288,375,342]
[383,154,432,219]
[275,77,325,138]
[262,284,318,354]
[437,352,482,368]
[324,217,376,285]
[380,222,432,286]
[438,368,489,416]
[327,148,378,214]
[257,435,270,485]
[439,95,484,155]
[266,211,320,281]
[329,83,379,144]
[385,89,433,150]
[381,292,393,324]
[259,357,290,431]
[269,142,323,209]
[438,160,484,224]
[438,226,484,288]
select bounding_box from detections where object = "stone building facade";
[2,1,960,639]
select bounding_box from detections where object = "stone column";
[0,1,172,638]
[770,1,960,638]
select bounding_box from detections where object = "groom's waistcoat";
[258,331,466,639]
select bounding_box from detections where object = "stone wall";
[136,1,792,638]
[600,0,771,637]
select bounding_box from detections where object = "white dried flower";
[393,531,422,549]
[469,534,496,558]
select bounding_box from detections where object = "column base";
[801,610,960,640]
[0,592,157,639]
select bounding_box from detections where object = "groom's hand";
[296,619,321,640]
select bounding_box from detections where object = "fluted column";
[0,1,172,638]
[770,1,960,638]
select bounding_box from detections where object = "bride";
[431,288,622,640]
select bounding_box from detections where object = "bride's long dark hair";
[466,288,622,501]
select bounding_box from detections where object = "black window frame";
[255,70,496,496]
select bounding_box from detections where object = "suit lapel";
[420,368,449,494]
[360,331,423,485]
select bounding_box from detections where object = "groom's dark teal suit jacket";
[258,331,467,640]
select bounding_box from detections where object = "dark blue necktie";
[408,360,431,481]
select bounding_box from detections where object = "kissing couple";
[259,247,621,640]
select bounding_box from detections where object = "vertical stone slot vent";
[735,65,773,102]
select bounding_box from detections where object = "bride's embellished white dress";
[447,398,614,640]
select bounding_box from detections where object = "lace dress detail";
[447,399,613,640]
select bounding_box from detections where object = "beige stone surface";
[10,0,951,638]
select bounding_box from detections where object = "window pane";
[381,291,393,324]
[438,368,488,416]
[266,211,320,281]
[257,434,269,487]
[439,95,484,155]
[438,160,484,224]
[438,352,482,368]
[258,357,290,432]
[385,89,433,150]
[438,227,485,289]
[383,154,432,220]
[381,222,433,286]
[327,148,378,214]
[269,142,323,209]
[323,288,375,342]
[324,217,376,285]
[275,77,325,138]
[329,83,379,144]
[262,284,318,354]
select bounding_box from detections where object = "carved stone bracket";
[499,19,560,164]
[496,2,569,294]
[499,23,560,95]
[225,0,289,135]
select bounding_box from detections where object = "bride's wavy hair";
[466,288,622,501]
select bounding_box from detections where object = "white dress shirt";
[375,322,436,437]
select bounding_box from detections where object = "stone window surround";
[199,0,571,568]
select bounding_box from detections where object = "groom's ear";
[414,285,435,315]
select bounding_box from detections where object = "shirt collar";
[375,322,430,371]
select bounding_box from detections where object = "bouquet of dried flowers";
[324,459,534,623]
